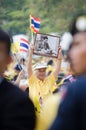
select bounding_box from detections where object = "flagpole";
[30,14,34,44]
[31,31,34,44]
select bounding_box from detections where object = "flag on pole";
[20,38,29,53]
[30,15,41,33]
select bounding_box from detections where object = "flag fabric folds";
[20,38,29,53]
[30,15,41,33]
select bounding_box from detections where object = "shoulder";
[62,76,86,102]
[28,73,37,85]
[28,73,35,81]
[46,73,56,79]
[1,79,29,101]
[0,79,35,112]
[68,75,86,91]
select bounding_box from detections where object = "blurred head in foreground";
[69,12,86,76]
[0,29,12,74]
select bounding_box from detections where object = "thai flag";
[30,15,41,33]
[20,38,29,53]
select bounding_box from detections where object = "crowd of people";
[0,12,86,130]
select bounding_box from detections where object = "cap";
[33,62,47,70]
[70,12,86,35]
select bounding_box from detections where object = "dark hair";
[20,58,25,62]
[14,64,22,71]
[69,11,86,36]
[0,29,12,54]
[47,60,53,66]
[43,36,48,40]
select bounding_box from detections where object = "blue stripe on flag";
[20,43,29,49]
[31,19,40,28]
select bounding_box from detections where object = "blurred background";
[0,0,86,35]
[0,0,86,52]
[0,0,86,85]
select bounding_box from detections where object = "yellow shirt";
[52,79,64,92]
[35,93,62,130]
[28,73,56,113]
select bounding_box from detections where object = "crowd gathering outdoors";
[0,12,86,130]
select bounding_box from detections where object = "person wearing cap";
[50,12,86,130]
[43,36,50,50]
[28,44,62,113]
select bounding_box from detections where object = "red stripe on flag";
[31,15,41,22]
[20,38,29,44]
[34,29,39,33]
[31,26,39,33]
[20,49,28,52]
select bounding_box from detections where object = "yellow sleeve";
[28,73,36,86]
[46,73,57,89]
[47,73,57,83]
[52,79,64,92]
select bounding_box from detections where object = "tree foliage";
[0,0,86,35]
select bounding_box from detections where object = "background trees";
[0,0,86,35]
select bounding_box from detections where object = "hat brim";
[34,66,47,70]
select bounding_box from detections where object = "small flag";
[20,38,29,53]
[30,15,41,33]
[63,75,76,83]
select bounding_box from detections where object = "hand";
[58,46,62,60]
[18,70,25,80]
[29,44,34,55]
[53,46,62,78]
[14,70,25,86]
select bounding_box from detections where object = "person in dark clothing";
[0,29,36,130]
[50,12,86,130]
[0,78,35,130]
[50,76,86,130]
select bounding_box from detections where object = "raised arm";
[53,46,62,78]
[14,70,25,86]
[27,44,34,78]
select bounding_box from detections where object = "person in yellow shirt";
[28,44,62,113]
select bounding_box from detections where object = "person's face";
[0,42,11,74]
[44,38,48,42]
[69,32,86,75]
[34,68,46,81]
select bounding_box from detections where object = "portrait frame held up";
[33,33,60,58]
